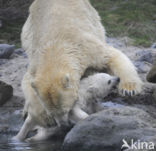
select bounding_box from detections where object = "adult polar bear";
[21,0,142,133]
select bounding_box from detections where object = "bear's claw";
[119,82,142,96]
[121,89,136,96]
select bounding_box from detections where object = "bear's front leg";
[26,126,59,142]
[12,114,35,141]
[81,33,143,96]
[106,45,143,96]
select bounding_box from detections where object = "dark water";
[0,101,124,151]
[0,107,62,151]
[0,134,62,151]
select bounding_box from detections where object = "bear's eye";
[108,80,111,85]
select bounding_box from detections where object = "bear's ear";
[31,81,36,89]
[31,81,39,95]
[62,74,72,89]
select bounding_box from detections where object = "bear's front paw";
[25,137,35,142]
[118,81,142,96]
[12,136,23,142]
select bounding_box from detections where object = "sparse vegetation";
[0,0,31,47]
[91,0,156,47]
[0,0,156,47]
[0,20,23,47]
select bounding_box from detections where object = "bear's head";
[31,70,77,127]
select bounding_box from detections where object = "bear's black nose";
[117,77,120,82]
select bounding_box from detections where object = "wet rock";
[0,44,15,59]
[0,81,13,106]
[63,107,156,151]
[147,62,156,83]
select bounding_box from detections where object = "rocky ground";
[0,38,156,151]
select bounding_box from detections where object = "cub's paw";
[118,81,142,96]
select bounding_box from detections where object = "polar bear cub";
[70,73,120,123]
[13,73,119,141]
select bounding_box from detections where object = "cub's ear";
[87,86,98,99]
[62,74,72,89]
[87,86,97,93]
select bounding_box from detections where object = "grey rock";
[151,43,156,49]
[136,51,153,64]
[0,108,23,134]
[8,110,24,133]
[0,59,8,65]
[134,61,149,73]
[0,20,2,28]
[147,62,156,83]
[152,89,156,101]
[63,107,156,151]
[106,37,123,48]
[0,81,13,106]
[14,48,27,57]
[103,83,156,109]
[0,44,15,59]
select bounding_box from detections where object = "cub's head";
[87,73,120,97]
[102,73,120,91]
[31,71,77,127]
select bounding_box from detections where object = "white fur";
[22,0,142,97]
[14,0,143,142]
[13,73,119,141]
[70,73,119,123]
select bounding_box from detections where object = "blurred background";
[0,0,156,47]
